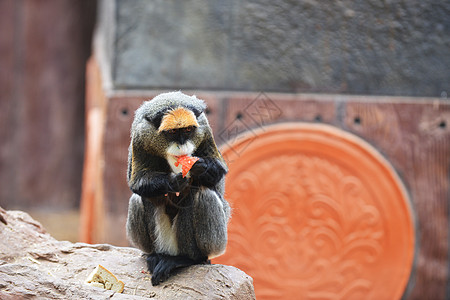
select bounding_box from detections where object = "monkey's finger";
[151,261,172,286]
[151,272,163,286]
[190,161,208,176]
[146,253,160,274]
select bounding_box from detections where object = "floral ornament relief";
[215,123,415,300]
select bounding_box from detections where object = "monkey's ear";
[144,111,165,129]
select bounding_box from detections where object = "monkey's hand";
[190,157,227,188]
[130,172,189,198]
[168,173,190,193]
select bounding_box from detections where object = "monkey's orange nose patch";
[174,155,199,177]
[159,107,199,132]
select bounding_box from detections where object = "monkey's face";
[162,126,197,157]
[163,126,196,145]
[133,103,207,158]
[157,107,201,157]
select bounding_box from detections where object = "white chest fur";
[153,206,179,256]
[167,155,183,174]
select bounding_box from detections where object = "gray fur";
[193,188,230,257]
[132,91,207,127]
[126,194,156,254]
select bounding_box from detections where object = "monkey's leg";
[147,193,205,286]
[126,193,156,254]
[192,187,230,259]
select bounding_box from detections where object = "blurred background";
[1,0,449,299]
[0,0,97,241]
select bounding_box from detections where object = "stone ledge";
[0,207,255,299]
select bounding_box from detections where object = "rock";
[0,208,255,299]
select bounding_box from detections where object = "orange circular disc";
[214,123,415,300]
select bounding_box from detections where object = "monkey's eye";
[167,129,177,134]
[184,126,193,132]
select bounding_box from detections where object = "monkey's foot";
[146,253,160,274]
[146,254,207,286]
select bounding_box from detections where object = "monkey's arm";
[129,170,188,198]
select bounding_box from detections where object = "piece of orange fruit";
[174,155,199,177]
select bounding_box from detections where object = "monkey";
[126,91,230,286]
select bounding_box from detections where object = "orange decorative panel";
[214,123,415,300]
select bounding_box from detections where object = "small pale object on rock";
[85,264,124,293]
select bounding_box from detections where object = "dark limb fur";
[146,253,209,286]
[190,157,227,188]
[129,171,189,198]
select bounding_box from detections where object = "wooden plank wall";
[0,0,96,210]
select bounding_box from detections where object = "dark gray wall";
[99,0,449,97]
